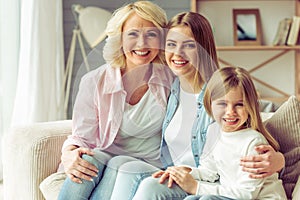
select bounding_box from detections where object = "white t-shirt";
[165,87,198,166]
[106,89,165,168]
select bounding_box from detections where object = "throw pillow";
[264,95,300,199]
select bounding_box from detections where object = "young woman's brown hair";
[166,12,219,89]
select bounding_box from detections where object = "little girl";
[169,67,287,200]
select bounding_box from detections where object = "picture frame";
[233,9,262,46]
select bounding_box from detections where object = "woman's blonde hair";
[166,12,219,88]
[203,67,280,151]
[103,1,167,68]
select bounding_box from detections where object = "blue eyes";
[128,32,138,37]
[166,42,176,47]
[184,43,196,48]
[217,102,244,107]
[147,32,158,37]
[127,31,158,38]
[166,42,196,49]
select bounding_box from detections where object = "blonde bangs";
[103,1,167,68]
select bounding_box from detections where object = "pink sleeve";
[62,72,99,150]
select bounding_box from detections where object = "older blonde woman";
[41,1,173,200]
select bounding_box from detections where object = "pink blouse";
[62,63,174,150]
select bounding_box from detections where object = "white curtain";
[12,0,65,125]
[0,0,20,180]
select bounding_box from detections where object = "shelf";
[217,45,300,51]
[191,0,298,13]
[192,0,300,100]
[217,47,294,99]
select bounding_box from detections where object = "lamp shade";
[74,5,112,48]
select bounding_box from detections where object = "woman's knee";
[184,195,219,200]
[106,155,138,170]
[198,195,233,200]
[118,160,158,174]
[134,177,161,196]
[81,154,106,174]
[184,195,201,200]
[82,151,112,170]
[82,154,99,166]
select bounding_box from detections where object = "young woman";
[178,67,287,200]
[110,12,285,200]
[40,1,174,200]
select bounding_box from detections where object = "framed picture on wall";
[233,9,262,46]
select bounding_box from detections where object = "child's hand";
[152,170,170,184]
[166,166,198,194]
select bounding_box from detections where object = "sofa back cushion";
[264,95,300,199]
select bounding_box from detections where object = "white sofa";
[2,120,71,200]
[2,96,300,200]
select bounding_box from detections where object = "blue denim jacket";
[160,78,213,168]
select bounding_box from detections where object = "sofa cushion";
[264,95,300,199]
[293,176,300,199]
[40,172,67,200]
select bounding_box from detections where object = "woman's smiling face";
[165,25,198,77]
[122,13,160,70]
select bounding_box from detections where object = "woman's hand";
[61,145,98,183]
[166,166,198,195]
[240,144,285,179]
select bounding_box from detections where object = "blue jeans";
[132,176,189,200]
[184,195,236,200]
[57,151,135,200]
[57,152,159,200]
[110,158,160,200]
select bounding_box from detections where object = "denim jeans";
[57,150,144,200]
[132,176,189,200]
[110,158,160,200]
[184,195,236,200]
[57,152,159,200]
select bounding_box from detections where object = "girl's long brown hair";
[204,67,280,151]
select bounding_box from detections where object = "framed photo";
[233,9,262,46]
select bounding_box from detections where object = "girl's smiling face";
[211,86,249,132]
[165,25,198,78]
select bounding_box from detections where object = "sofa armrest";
[2,120,72,200]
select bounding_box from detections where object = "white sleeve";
[196,136,267,199]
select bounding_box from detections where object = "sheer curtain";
[11,0,65,125]
[0,0,65,180]
[0,0,20,180]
